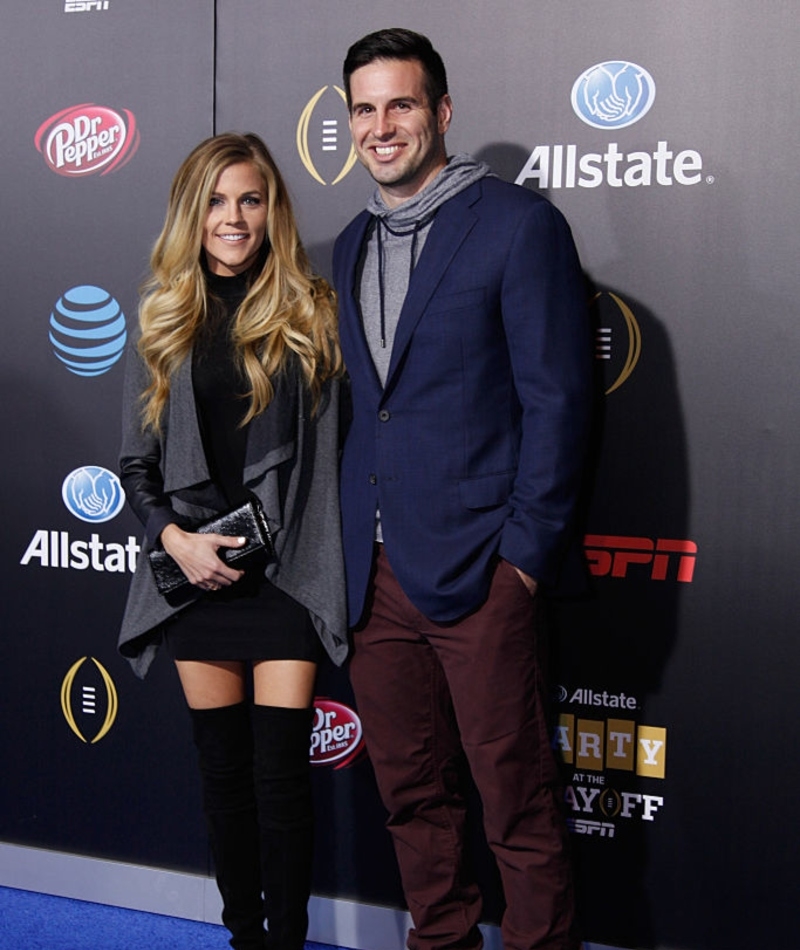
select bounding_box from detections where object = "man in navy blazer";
[334,28,591,950]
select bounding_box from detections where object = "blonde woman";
[118,133,347,950]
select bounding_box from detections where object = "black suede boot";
[251,704,315,950]
[190,703,266,950]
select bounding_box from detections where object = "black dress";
[164,269,320,663]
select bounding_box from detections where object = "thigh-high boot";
[190,703,266,950]
[251,704,314,950]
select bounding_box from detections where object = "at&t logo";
[571,61,656,130]
[297,87,357,185]
[49,285,127,377]
[62,466,125,524]
[61,656,118,743]
[35,104,139,176]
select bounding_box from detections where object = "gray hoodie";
[359,153,491,386]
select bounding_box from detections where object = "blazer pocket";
[425,287,485,315]
[458,471,514,510]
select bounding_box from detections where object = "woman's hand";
[160,523,246,591]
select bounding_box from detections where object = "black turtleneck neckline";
[205,267,250,303]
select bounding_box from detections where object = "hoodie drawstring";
[376,217,424,349]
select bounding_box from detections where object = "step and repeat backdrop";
[1,3,797,949]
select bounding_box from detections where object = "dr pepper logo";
[35,104,140,176]
[310,698,364,769]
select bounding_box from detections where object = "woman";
[117,132,347,950]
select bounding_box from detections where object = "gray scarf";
[359,153,491,385]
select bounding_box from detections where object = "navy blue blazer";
[334,177,591,627]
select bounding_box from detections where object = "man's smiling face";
[348,57,452,208]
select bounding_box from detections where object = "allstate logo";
[62,466,126,523]
[50,285,127,376]
[297,86,357,185]
[571,62,656,130]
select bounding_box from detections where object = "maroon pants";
[349,547,578,950]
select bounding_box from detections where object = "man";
[333,28,591,950]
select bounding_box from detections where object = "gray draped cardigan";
[117,339,348,678]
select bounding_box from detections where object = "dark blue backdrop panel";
[0,0,216,872]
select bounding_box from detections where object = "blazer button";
[368,474,377,485]
[378,409,391,422]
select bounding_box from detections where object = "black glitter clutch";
[148,498,274,596]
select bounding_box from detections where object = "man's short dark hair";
[343,28,448,112]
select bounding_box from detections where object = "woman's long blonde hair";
[137,132,341,433]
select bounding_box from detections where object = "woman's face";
[202,161,268,276]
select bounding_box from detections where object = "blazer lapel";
[383,188,479,394]
[338,212,384,400]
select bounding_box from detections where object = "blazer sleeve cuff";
[498,516,566,588]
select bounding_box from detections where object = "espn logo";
[584,535,697,583]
